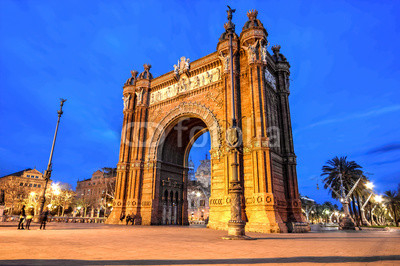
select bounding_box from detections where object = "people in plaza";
[17,205,26,230]
[40,208,49,230]
[126,213,131,225]
[25,208,33,230]
[119,212,125,222]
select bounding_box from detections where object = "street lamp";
[360,181,374,226]
[375,195,383,203]
[221,5,250,241]
[365,181,374,190]
[34,99,66,222]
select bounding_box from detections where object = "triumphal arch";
[106,9,307,233]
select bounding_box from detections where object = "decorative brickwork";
[106,9,307,233]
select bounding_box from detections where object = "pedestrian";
[40,208,49,230]
[119,212,125,222]
[25,208,33,230]
[126,213,131,225]
[17,205,26,230]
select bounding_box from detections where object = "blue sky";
[0,0,399,204]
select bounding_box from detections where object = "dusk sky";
[0,0,399,204]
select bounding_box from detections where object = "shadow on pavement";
[1,256,400,265]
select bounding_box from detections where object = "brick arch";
[147,102,222,161]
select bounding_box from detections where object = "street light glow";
[366,182,374,190]
[375,195,383,203]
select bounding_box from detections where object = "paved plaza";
[0,223,399,265]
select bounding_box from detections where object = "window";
[36,176,39,178]
[38,185,41,188]
[29,184,32,187]
[27,175,30,177]
[33,184,37,187]
[200,200,205,207]
[24,183,28,186]
[20,183,23,186]
[191,200,195,207]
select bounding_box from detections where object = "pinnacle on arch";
[138,64,153,80]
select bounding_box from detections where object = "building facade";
[188,157,211,222]
[0,168,49,214]
[107,9,306,233]
[76,169,116,217]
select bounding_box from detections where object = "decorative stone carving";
[261,42,269,63]
[123,95,130,110]
[148,102,222,160]
[218,52,230,73]
[150,66,222,105]
[135,89,143,104]
[226,127,241,148]
[173,56,190,76]
[243,40,258,63]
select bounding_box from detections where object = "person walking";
[17,205,26,230]
[40,208,49,230]
[25,208,33,230]
[126,213,131,225]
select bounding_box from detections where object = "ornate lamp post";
[34,99,66,222]
[222,6,251,240]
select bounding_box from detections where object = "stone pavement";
[0,222,399,265]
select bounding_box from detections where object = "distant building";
[75,169,116,217]
[187,156,211,222]
[0,168,50,214]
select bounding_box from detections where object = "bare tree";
[0,178,27,214]
[76,196,94,217]
[99,179,115,216]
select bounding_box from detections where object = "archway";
[187,132,211,225]
[155,116,210,225]
[107,9,308,233]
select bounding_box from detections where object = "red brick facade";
[106,10,305,233]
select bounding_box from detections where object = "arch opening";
[157,116,211,225]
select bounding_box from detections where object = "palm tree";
[384,190,399,227]
[321,156,364,227]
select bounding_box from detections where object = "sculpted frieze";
[150,66,222,105]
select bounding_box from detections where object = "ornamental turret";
[240,10,268,65]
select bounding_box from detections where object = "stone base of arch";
[105,207,125,225]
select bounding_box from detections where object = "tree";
[321,156,364,223]
[99,179,115,217]
[1,178,27,214]
[384,190,399,227]
[76,196,94,217]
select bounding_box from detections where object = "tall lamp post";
[34,99,66,222]
[222,6,250,240]
[360,181,374,226]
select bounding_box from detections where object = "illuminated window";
[200,200,205,206]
